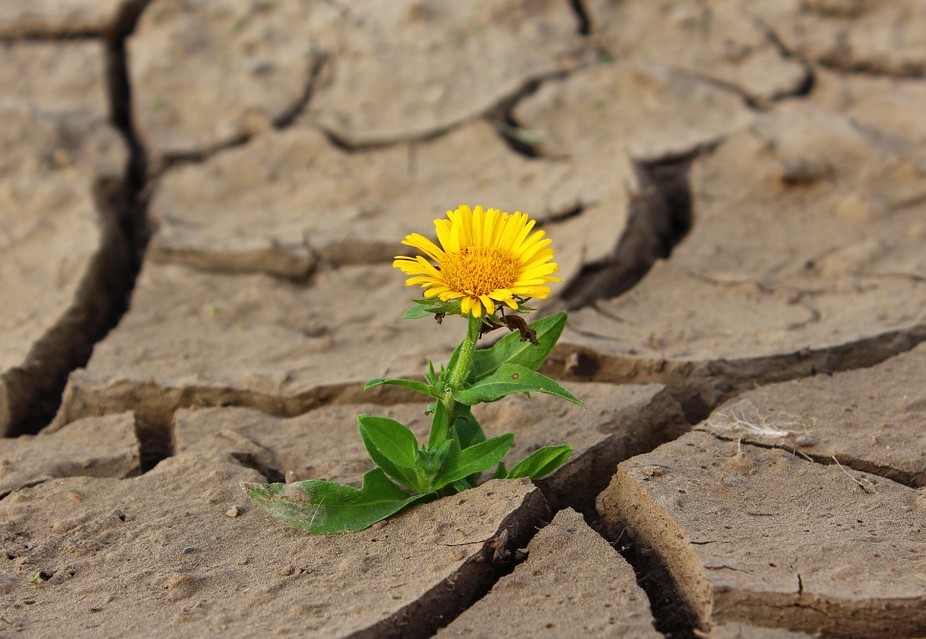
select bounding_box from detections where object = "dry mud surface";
[1,1,925,637]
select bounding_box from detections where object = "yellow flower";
[393,205,561,318]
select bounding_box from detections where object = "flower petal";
[402,233,444,262]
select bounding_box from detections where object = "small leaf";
[472,312,567,380]
[491,462,508,480]
[364,377,437,399]
[452,363,583,406]
[403,298,461,319]
[507,445,572,479]
[432,433,514,491]
[450,479,472,493]
[427,401,450,449]
[357,415,422,492]
[441,341,464,384]
[451,405,488,485]
[451,405,486,449]
[418,438,454,477]
[244,468,423,533]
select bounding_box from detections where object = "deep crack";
[568,0,591,36]
[134,414,173,473]
[601,522,699,639]
[549,297,926,426]
[2,6,151,437]
[558,155,694,310]
[370,488,551,639]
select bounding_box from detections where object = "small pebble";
[280,565,295,577]
[225,506,240,518]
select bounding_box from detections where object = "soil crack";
[700,429,923,489]
[557,155,694,310]
[366,488,550,639]
[3,12,150,437]
[601,525,698,639]
[486,76,549,160]
[752,13,924,80]
[155,52,330,172]
[567,0,591,36]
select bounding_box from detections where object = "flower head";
[393,205,561,318]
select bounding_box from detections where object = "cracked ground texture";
[1,0,925,637]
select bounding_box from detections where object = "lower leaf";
[451,405,486,448]
[452,363,583,406]
[506,445,572,479]
[432,433,514,491]
[244,468,425,534]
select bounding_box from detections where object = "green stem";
[448,314,481,392]
[429,314,480,449]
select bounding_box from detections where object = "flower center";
[441,246,520,297]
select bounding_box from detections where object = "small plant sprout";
[245,205,582,533]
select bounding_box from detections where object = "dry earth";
[1,1,925,637]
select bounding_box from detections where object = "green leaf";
[244,468,423,534]
[491,462,508,479]
[451,405,488,485]
[357,415,423,492]
[363,376,437,398]
[418,438,454,481]
[452,363,583,406]
[507,445,573,479]
[427,400,450,449]
[403,298,461,319]
[472,312,566,380]
[432,433,515,491]
[441,341,464,384]
[451,405,486,449]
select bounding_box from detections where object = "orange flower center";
[441,247,520,297]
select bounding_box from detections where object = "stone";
[702,343,926,487]
[128,0,336,166]
[148,121,631,281]
[597,430,926,636]
[548,104,926,413]
[0,0,144,37]
[0,42,129,435]
[0,41,110,122]
[473,383,685,512]
[585,0,808,104]
[514,62,753,160]
[0,414,139,498]
[304,0,588,146]
[812,68,926,153]
[173,382,685,512]
[755,0,926,76]
[52,261,459,428]
[0,452,547,637]
[0,40,124,179]
[709,623,816,639]
[673,103,926,284]
[174,403,434,487]
[436,508,661,639]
